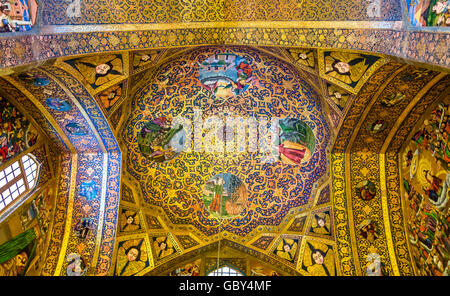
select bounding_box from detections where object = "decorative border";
[1,29,448,71]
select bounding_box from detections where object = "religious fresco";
[63,54,127,93]
[123,46,330,238]
[0,95,38,163]
[406,0,450,27]
[115,237,152,276]
[169,259,201,276]
[249,260,280,276]
[318,50,384,95]
[202,173,248,219]
[131,50,165,74]
[1,65,122,276]
[0,0,37,33]
[326,83,351,113]
[0,184,55,276]
[358,219,380,242]
[277,117,315,165]
[271,235,301,266]
[307,207,334,239]
[332,59,449,277]
[198,53,254,99]
[401,101,450,276]
[0,33,447,277]
[150,234,179,263]
[119,207,144,234]
[0,228,36,275]
[96,82,126,115]
[66,252,88,276]
[285,48,316,71]
[355,180,377,201]
[300,239,336,276]
[138,116,187,163]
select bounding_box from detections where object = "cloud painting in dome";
[138,116,187,163]
[276,117,315,165]
[202,173,248,219]
[0,0,38,33]
[199,53,253,99]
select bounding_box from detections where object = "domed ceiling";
[1,37,448,276]
[122,46,330,238]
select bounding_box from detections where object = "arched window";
[207,265,244,276]
[0,153,40,212]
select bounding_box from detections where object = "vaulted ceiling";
[0,0,449,277]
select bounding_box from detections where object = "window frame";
[207,265,245,276]
[0,152,41,219]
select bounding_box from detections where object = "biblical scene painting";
[151,234,178,263]
[199,53,254,99]
[406,0,450,27]
[0,229,36,276]
[169,259,201,276]
[276,117,316,165]
[137,116,187,163]
[402,101,450,276]
[0,186,54,276]
[17,72,49,86]
[45,97,73,112]
[0,0,37,33]
[355,180,377,201]
[202,173,248,219]
[0,96,38,164]
[249,260,280,276]
[123,46,329,238]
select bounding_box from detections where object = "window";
[207,266,244,276]
[0,153,40,212]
